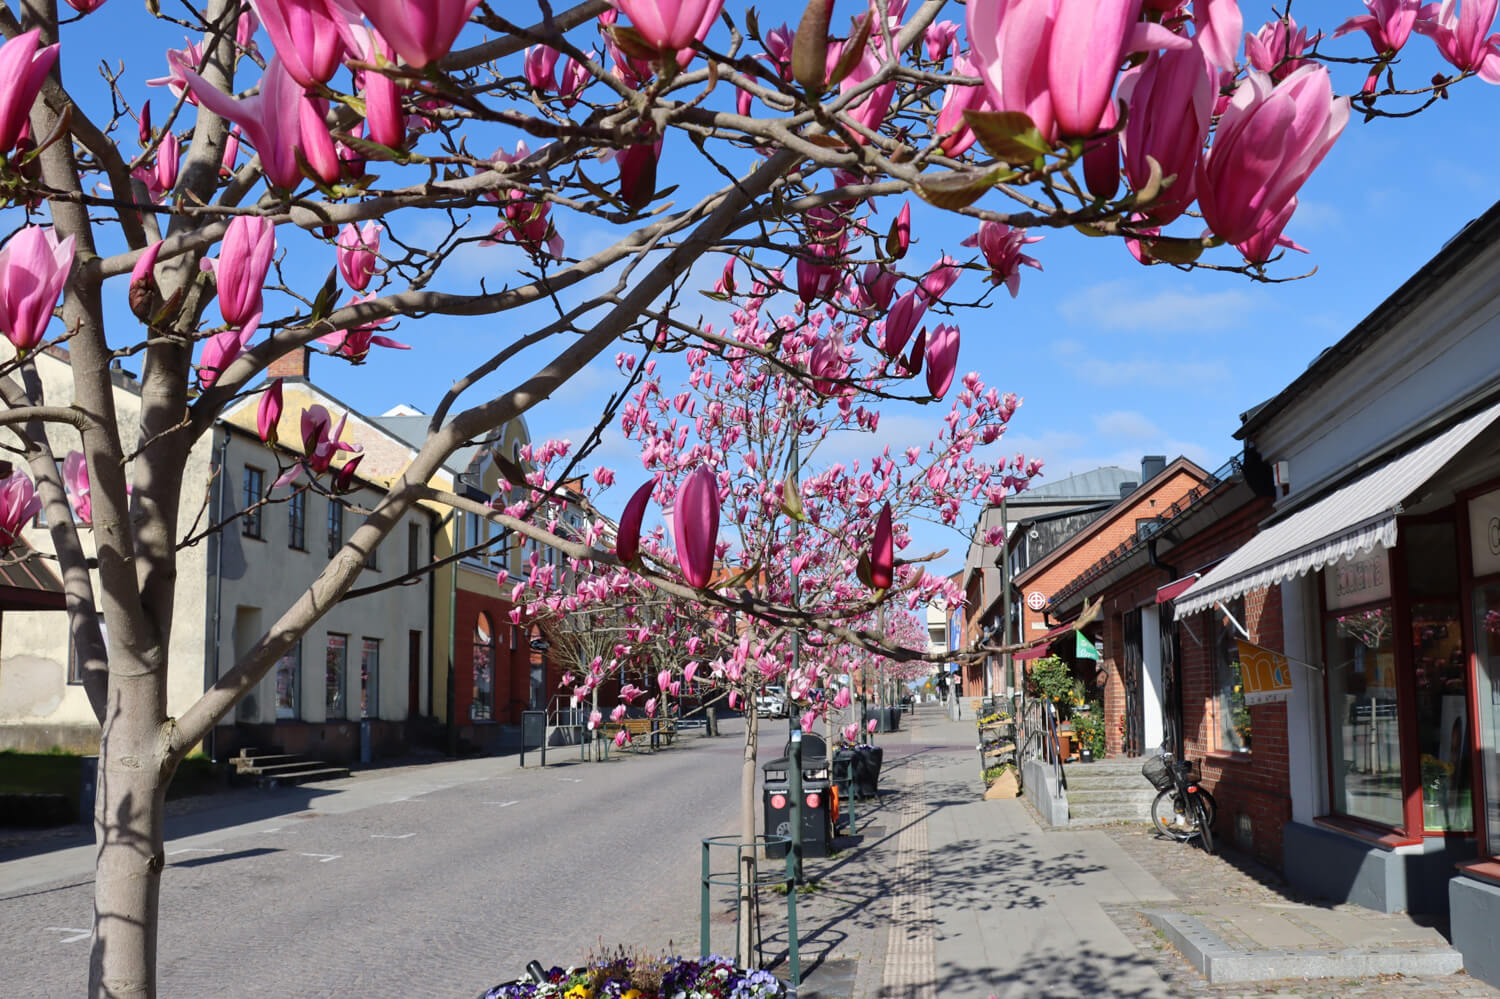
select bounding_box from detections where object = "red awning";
[1156,573,1201,604]
[1014,644,1053,662]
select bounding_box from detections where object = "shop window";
[327,499,343,557]
[326,632,348,719]
[471,612,494,720]
[1474,582,1500,854]
[1403,519,1469,832]
[1213,598,1251,753]
[275,642,301,719]
[1325,604,1402,828]
[360,638,380,719]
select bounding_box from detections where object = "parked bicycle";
[1142,753,1217,853]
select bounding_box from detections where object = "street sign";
[1025,591,1046,611]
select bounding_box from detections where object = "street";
[0,724,755,999]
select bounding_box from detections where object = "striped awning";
[1174,398,1500,618]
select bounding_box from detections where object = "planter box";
[984,769,1020,799]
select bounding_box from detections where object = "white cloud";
[1068,356,1231,387]
[1058,280,1257,332]
[1094,410,1161,440]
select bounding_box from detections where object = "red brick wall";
[453,589,525,724]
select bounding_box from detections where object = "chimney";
[1119,481,1138,498]
[1141,455,1166,483]
[267,347,311,380]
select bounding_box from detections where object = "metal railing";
[1021,697,1064,789]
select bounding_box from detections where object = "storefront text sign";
[1324,548,1391,611]
[1469,487,1500,578]
[1235,640,1293,704]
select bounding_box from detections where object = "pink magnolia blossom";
[273,405,363,487]
[250,0,352,87]
[935,55,988,156]
[0,227,75,355]
[870,502,893,589]
[64,0,108,13]
[609,0,725,53]
[201,215,276,327]
[1195,65,1348,246]
[221,126,242,177]
[842,722,860,743]
[182,55,310,190]
[588,709,603,730]
[674,466,720,588]
[961,222,1043,297]
[145,38,203,104]
[336,222,383,290]
[0,470,40,547]
[809,335,849,396]
[524,44,561,91]
[64,451,91,524]
[925,324,961,399]
[881,289,926,358]
[832,687,852,709]
[133,130,180,202]
[616,479,655,563]
[258,378,284,445]
[0,30,59,158]
[345,0,483,68]
[1118,42,1214,223]
[316,295,410,362]
[1244,16,1320,81]
[926,20,960,61]
[1335,0,1422,55]
[487,142,565,258]
[616,133,663,211]
[297,94,341,185]
[197,315,258,389]
[342,23,407,149]
[800,709,818,733]
[1193,0,1244,70]
[1234,196,1309,265]
[1413,0,1500,82]
[838,43,898,139]
[866,717,879,734]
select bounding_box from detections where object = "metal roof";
[1022,466,1135,501]
[0,543,66,610]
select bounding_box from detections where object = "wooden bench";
[602,717,677,750]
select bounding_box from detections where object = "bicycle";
[1142,753,1217,853]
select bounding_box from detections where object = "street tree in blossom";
[0,0,1492,993]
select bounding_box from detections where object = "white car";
[755,685,788,719]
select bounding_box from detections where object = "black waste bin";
[762,756,834,859]
[850,745,884,799]
[884,706,901,732]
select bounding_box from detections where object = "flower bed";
[480,954,786,999]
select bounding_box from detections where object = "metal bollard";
[789,730,804,885]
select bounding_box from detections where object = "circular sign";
[1025,591,1047,611]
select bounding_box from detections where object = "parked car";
[755,685,788,719]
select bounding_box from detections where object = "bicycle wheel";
[1195,787,1218,829]
[1192,794,1215,854]
[1151,788,1192,840]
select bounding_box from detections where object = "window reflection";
[1326,606,1403,828]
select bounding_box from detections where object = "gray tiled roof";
[1022,466,1134,501]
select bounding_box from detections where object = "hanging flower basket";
[480,955,787,999]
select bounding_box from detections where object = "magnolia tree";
[0,0,1492,994]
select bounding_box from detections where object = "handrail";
[1020,697,1064,789]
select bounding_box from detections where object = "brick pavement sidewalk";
[1096,822,1500,998]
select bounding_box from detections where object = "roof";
[0,544,66,610]
[1021,466,1135,501]
[1238,199,1500,440]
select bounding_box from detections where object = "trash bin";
[884,706,901,732]
[850,745,884,799]
[762,755,834,859]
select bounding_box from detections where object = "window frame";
[1211,597,1252,755]
[242,466,265,539]
[471,612,494,721]
[287,489,306,551]
[275,640,301,719]
[67,616,107,686]
[359,637,380,719]
[327,498,344,558]
[325,632,348,719]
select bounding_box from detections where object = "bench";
[602,717,677,750]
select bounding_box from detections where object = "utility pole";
[1001,492,1013,703]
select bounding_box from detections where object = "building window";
[466,511,485,563]
[408,522,420,574]
[1213,598,1251,754]
[275,641,301,719]
[1325,602,1400,828]
[360,638,380,719]
[1404,519,1468,832]
[471,612,494,721]
[288,490,306,550]
[326,632,348,719]
[67,617,107,685]
[243,467,264,538]
[1473,581,1500,854]
[327,499,343,557]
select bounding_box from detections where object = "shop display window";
[1325,603,1403,828]
[1474,584,1500,854]
[1213,597,1251,753]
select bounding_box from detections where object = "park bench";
[601,716,677,750]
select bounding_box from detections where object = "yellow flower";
[623,990,642,999]
[1233,685,1242,694]
[565,986,593,999]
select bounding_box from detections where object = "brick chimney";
[267,347,310,380]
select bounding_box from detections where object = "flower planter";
[480,955,787,999]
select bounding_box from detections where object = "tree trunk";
[737,704,758,965]
[90,706,170,999]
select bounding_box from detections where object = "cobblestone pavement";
[1095,821,1500,998]
[1,727,757,998]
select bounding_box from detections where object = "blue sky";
[50,0,1500,580]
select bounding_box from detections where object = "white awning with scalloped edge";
[1174,398,1500,618]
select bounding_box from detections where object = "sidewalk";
[795,704,1497,999]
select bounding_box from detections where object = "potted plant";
[480,951,787,999]
[1072,703,1105,762]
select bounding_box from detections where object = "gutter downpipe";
[206,431,230,762]
[446,510,459,757]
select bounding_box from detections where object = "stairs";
[229,747,351,787]
[1062,757,1157,826]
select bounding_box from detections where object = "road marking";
[45,927,91,944]
[299,852,341,863]
[370,833,416,839]
[166,847,224,856]
[258,827,284,834]
[557,777,583,783]
[482,800,519,807]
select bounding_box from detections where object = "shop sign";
[1025,590,1047,611]
[1468,487,1500,578]
[1324,548,1391,611]
[1234,640,1293,704]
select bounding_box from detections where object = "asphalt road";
[0,722,767,999]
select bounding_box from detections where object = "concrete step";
[1064,788,1159,805]
[238,760,336,776]
[229,753,301,773]
[259,766,351,787]
[1067,799,1156,821]
[233,746,286,759]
